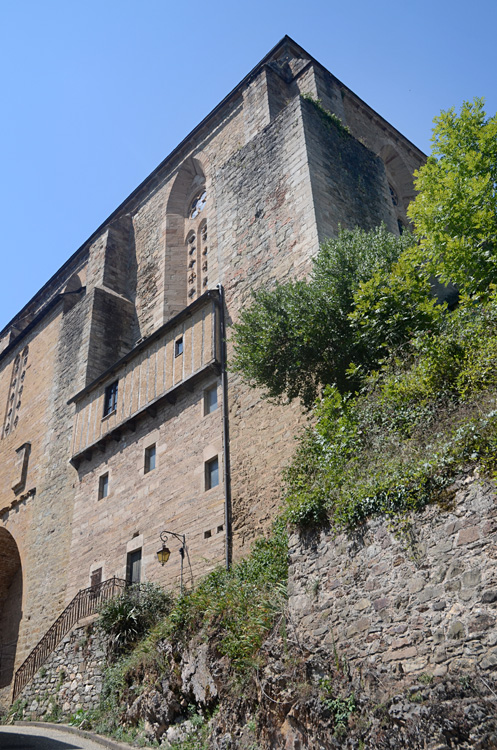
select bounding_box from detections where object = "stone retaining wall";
[288,473,497,685]
[17,620,105,719]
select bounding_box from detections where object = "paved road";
[0,725,120,750]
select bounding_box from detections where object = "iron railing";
[12,576,127,701]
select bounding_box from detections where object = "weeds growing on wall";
[164,518,288,667]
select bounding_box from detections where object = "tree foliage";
[408,98,497,293]
[231,225,413,407]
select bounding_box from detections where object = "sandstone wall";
[0,37,428,705]
[288,473,497,685]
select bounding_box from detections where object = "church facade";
[0,37,424,705]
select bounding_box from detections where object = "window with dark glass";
[175,337,183,357]
[205,456,219,490]
[103,380,118,417]
[90,568,102,589]
[126,549,142,585]
[144,444,156,473]
[98,472,109,500]
[204,385,218,415]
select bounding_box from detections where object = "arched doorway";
[0,528,22,703]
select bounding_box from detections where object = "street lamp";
[157,530,186,594]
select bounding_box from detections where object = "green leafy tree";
[408,98,497,293]
[231,225,412,407]
[350,245,443,358]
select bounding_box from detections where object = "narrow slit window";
[205,456,219,490]
[144,444,156,474]
[204,385,218,415]
[98,472,109,500]
[126,549,142,585]
[103,380,118,417]
[175,337,183,357]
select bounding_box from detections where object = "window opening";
[205,456,219,490]
[126,549,142,585]
[90,568,102,589]
[189,190,207,219]
[103,380,118,417]
[98,473,109,500]
[389,184,399,206]
[175,337,183,357]
[144,444,156,473]
[3,346,28,439]
[204,385,218,415]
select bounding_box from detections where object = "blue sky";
[1,0,496,329]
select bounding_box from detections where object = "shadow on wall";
[0,527,22,695]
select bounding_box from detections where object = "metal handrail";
[12,576,127,701]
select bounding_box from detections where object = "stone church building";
[0,36,424,706]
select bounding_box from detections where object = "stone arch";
[379,143,414,229]
[63,273,83,294]
[164,157,207,319]
[0,528,22,695]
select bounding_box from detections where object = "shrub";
[98,583,173,657]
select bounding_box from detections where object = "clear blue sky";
[1,0,496,329]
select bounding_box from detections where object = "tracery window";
[186,190,208,300]
[189,190,206,219]
[2,346,28,439]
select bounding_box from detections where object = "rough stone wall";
[301,96,398,242]
[0,38,429,706]
[216,96,318,553]
[0,289,90,711]
[17,621,105,719]
[288,472,497,683]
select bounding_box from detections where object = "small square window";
[175,337,183,357]
[204,385,218,415]
[98,472,109,500]
[144,444,156,474]
[103,380,118,417]
[205,456,219,490]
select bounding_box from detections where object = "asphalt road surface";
[0,725,112,750]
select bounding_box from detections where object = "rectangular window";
[103,380,118,417]
[90,568,102,589]
[175,337,183,357]
[144,444,156,473]
[98,472,109,500]
[204,385,218,415]
[126,549,142,585]
[205,456,219,490]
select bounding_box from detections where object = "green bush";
[282,297,497,532]
[98,583,173,657]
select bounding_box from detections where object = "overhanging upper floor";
[69,290,220,466]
